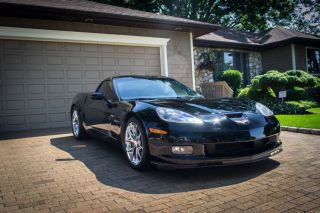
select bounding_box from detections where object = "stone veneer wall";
[194,47,262,89]
[248,52,263,78]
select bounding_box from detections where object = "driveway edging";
[281,126,320,135]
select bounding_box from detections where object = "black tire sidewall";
[122,117,150,170]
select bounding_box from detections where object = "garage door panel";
[6,84,24,96]
[84,57,100,66]
[47,69,65,79]
[26,69,45,80]
[7,115,25,125]
[6,100,25,110]
[28,99,47,109]
[102,70,117,79]
[47,55,64,65]
[3,40,22,50]
[49,112,66,122]
[47,84,65,95]
[25,55,44,65]
[85,83,99,92]
[24,41,43,50]
[102,57,116,66]
[101,45,115,53]
[0,39,160,131]
[29,113,47,124]
[4,69,24,80]
[84,70,100,80]
[4,54,23,64]
[27,84,46,95]
[45,42,63,51]
[65,43,81,51]
[48,98,66,108]
[117,46,131,54]
[67,84,83,95]
[66,56,82,65]
[66,70,83,80]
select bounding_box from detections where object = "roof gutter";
[0,3,220,36]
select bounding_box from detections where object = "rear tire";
[122,117,150,171]
[71,108,87,140]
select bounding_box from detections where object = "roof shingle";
[195,27,320,49]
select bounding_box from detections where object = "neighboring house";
[194,27,320,89]
[0,0,219,132]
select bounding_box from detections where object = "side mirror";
[91,92,117,107]
[91,92,104,100]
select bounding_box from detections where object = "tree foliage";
[92,0,296,32]
[289,0,320,35]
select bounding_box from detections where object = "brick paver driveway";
[0,129,319,213]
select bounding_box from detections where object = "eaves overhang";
[0,2,220,37]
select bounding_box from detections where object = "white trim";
[291,44,296,70]
[160,45,169,76]
[0,26,170,47]
[190,32,196,90]
[0,26,170,75]
[305,46,320,73]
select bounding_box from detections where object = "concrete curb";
[281,126,320,135]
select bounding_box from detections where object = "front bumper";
[148,135,282,169]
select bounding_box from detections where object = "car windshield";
[113,77,201,100]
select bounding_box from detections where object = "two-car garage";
[0,28,164,132]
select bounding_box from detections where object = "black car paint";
[71,76,282,167]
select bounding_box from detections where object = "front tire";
[71,108,87,140]
[122,117,150,170]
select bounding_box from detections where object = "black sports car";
[71,76,282,170]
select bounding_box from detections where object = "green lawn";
[276,108,320,129]
[307,107,320,114]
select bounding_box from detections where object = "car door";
[83,80,117,136]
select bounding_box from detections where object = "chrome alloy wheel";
[125,122,143,165]
[72,110,80,137]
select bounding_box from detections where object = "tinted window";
[113,77,200,100]
[97,80,114,99]
[307,48,320,74]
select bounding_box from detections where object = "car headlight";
[156,107,203,124]
[256,102,273,117]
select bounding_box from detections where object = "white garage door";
[0,39,161,132]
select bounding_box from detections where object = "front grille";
[206,138,277,157]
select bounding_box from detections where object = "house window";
[196,49,250,85]
[216,52,249,85]
[306,48,320,74]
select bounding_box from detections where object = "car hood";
[142,98,257,116]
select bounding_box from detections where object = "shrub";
[258,70,288,90]
[238,86,250,98]
[220,70,243,96]
[262,100,319,114]
[306,85,320,102]
[286,87,305,101]
[285,70,318,88]
[238,86,276,102]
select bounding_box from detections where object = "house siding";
[295,44,307,71]
[261,45,292,72]
[0,16,193,87]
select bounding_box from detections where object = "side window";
[97,81,114,99]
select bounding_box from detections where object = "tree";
[289,0,320,35]
[92,0,296,32]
